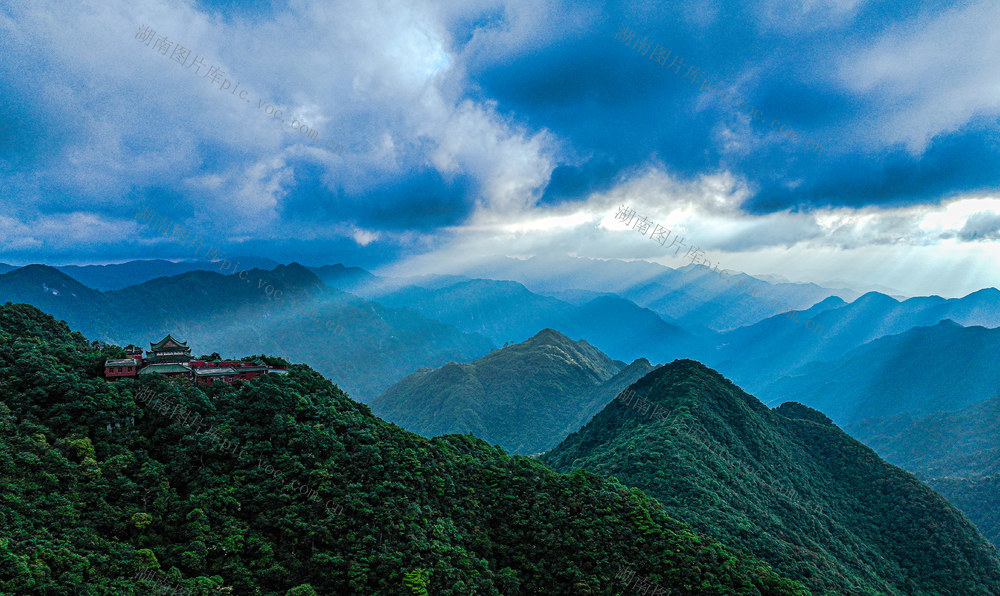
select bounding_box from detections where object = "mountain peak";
[526,327,573,344]
[371,328,624,454]
[773,401,832,425]
[962,287,1000,299]
[855,291,898,305]
[543,359,1000,594]
[809,295,848,310]
[2,264,98,291]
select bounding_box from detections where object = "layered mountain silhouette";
[53,257,282,291]
[374,278,712,363]
[0,264,114,329]
[0,264,492,400]
[371,329,658,454]
[458,255,860,330]
[715,288,1000,394]
[541,360,1000,594]
[756,320,1000,423]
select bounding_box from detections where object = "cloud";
[958,211,1000,241]
[380,166,1000,297]
[0,0,999,295]
[0,0,558,259]
[838,1,1000,153]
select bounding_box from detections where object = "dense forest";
[847,394,1000,547]
[372,328,657,455]
[542,360,1000,595]
[0,303,806,594]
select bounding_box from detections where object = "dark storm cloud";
[1,0,998,268]
[461,0,1000,213]
[280,163,476,231]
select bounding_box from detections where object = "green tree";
[403,568,430,595]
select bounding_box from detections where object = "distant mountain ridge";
[373,278,713,364]
[54,257,282,291]
[455,255,862,330]
[847,393,1000,479]
[711,288,1000,397]
[755,320,1000,424]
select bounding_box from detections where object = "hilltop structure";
[104,334,286,385]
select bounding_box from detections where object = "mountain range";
[753,319,1000,424]
[5,270,1000,592]
[0,303,809,594]
[372,279,712,363]
[453,255,862,331]
[713,288,1000,397]
[0,263,492,401]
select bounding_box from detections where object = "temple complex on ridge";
[104,334,287,385]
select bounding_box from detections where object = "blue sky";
[1,0,998,296]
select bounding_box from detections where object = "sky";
[1,0,999,297]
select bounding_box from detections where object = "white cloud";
[381,166,1000,297]
[0,0,560,245]
[838,1,1000,152]
[958,211,1000,241]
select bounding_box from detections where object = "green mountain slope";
[846,394,1000,479]
[0,303,806,594]
[929,475,1000,549]
[541,360,1000,595]
[846,395,1000,546]
[371,329,657,455]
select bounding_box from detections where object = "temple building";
[145,335,192,364]
[104,357,140,379]
[104,334,286,385]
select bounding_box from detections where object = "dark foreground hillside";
[542,360,1000,595]
[0,303,804,594]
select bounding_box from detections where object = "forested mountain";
[929,476,1000,550]
[541,360,1000,595]
[0,303,807,594]
[846,395,1000,546]
[373,279,712,363]
[0,264,492,401]
[755,320,1000,424]
[714,288,1000,394]
[371,329,658,454]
